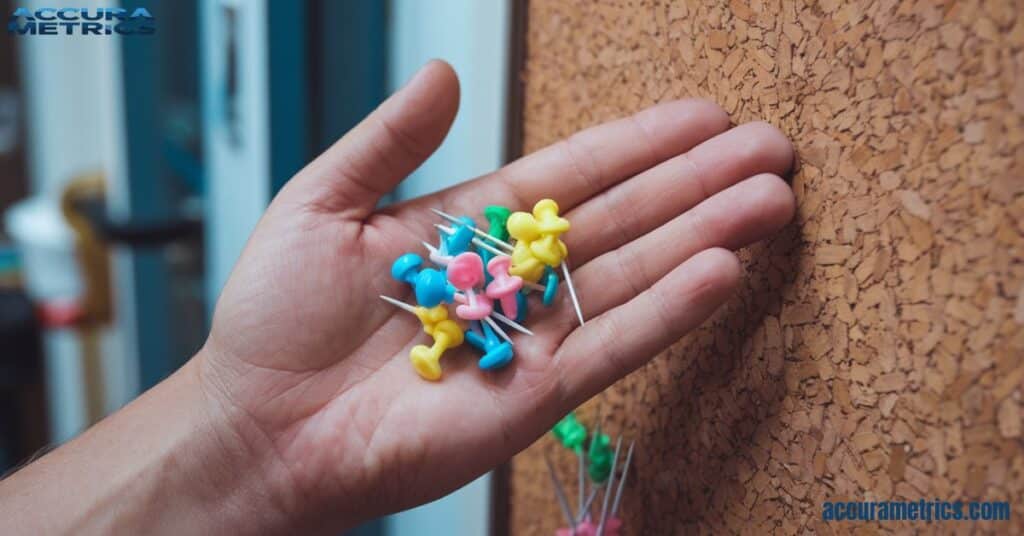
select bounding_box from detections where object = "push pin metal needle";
[561,259,585,327]
[379,294,418,314]
[596,436,623,536]
[544,453,578,533]
[432,208,515,251]
[609,440,635,520]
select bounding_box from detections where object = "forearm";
[0,353,290,535]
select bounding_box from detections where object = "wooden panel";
[510,1,1024,533]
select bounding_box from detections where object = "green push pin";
[552,412,587,453]
[588,430,613,483]
[484,205,512,243]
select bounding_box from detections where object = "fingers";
[565,121,794,264]
[555,248,742,400]
[432,99,731,216]
[286,60,460,219]
[568,173,794,324]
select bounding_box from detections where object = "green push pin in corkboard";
[588,430,613,483]
[552,412,587,453]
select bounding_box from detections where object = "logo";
[7,7,155,36]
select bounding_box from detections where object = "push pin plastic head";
[552,412,588,452]
[485,256,523,319]
[448,252,493,320]
[465,320,515,370]
[588,431,613,483]
[507,210,541,243]
[533,199,569,235]
[391,253,423,283]
[379,296,464,381]
[409,317,464,381]
[484,205,512,241]
[445,216,477,255]
[391,253,455,307]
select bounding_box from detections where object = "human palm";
[197,61,795,530]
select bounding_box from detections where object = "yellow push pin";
[530,199,570,266]
[380,296,464,381]
[508,199,584,326]
[507,211,547,282]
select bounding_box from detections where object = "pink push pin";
[447,252,492,320]
[485,256,523,319]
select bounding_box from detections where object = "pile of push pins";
[381,199,584,381]
[548,412,635,536]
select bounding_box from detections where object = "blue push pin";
[445,216,477,255]
[391,253,456,307]
[465,320,514,370]
[542,266,559,306]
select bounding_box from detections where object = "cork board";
[508,1,1024,534]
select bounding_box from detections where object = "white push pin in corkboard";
[508,1,1024,534]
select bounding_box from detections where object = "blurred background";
[0,0,516,533]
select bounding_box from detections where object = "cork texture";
[509,1,1024,534]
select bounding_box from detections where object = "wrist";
[0,351,294,535]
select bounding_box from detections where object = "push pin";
[391,253,455,307]
[465,320,514,370]
[444,215,478,255]
[447,252,515,344]
[432,208,515,252]
[485,256,523,319]
[484,205,512,242]
[508,200,583,326]
[379,296,463,381]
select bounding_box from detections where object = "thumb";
[287,60,460,219]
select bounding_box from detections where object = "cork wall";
[508,0,1024,533]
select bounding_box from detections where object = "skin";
[0,60,795,535]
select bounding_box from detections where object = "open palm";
[198,61,795,531]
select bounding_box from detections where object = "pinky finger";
[553,247,742,402]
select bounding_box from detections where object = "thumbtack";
[432,208,515,251]
[485,256,523,319]
[379,295,463,380]
[442,214,478,255]
[447,252,492,320]
[484,205,512,242]
[391,253,455,307]
[465,320,514,370]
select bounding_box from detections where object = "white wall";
[386,1,510,534]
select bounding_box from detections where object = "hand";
[196,60,795,531]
